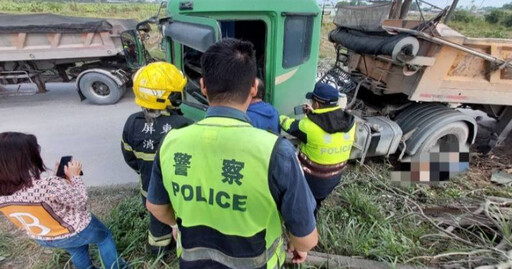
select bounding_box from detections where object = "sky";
[320,0,511,8]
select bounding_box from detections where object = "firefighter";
[280,83,356,216]
[146,38,318,268]
[121,62,193,254]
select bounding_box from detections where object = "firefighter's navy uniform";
[281,83,356,214]
[121,62,193,253]
[122,109,192,251]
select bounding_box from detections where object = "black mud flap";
[77,89,86,101]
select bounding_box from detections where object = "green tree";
[452,10,476,23]
[409,2,419,11]
[503,3,512,9]
[485,10,506,24]
[503,14,512,27]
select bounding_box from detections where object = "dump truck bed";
[412,27,512,106]
[0,14,137,62]
[346,20,512,106]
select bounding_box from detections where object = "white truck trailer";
[0,14,141,105]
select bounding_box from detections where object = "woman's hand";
[64,160,82,179]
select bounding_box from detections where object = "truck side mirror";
[136,16,158,32]
[120,30,147,69]
[137,22,151,33]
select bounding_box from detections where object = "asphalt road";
[0,83,140,186]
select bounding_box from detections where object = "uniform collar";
[206,106,251,123]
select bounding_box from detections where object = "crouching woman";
[0,132,128,269]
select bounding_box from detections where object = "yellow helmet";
[132,62,187,110]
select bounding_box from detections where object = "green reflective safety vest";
[159,116,285,269]
[293,106,356,165]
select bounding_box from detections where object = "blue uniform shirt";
[148,106,317,237]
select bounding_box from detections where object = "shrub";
[105,195,148,254]
[27,2,45,13]
[485,10,506,24]
[452,10,476,23]
[503,14,512,27]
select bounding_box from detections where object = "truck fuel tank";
[350,116,403,161]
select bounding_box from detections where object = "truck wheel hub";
[92,81,110,96]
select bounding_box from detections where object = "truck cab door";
[120,30,149,70]
[162,17,220,120]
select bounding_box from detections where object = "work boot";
[149,243,175,257]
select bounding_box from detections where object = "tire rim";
[91,81,110,96]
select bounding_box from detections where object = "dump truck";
[0,14,144,105]
[121,0,511,167]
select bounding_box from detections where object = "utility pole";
[444,0,459,23]
[399,0,413,19]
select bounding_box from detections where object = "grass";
[0,2,511,268]
[0,1,159,21]
[445,10,512,38]
[317,165,446,264]
[1,159,511,268]
[319,18,337,60]
[448,19,512,38]
[0,185,179,269]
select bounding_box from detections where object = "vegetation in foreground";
[448,10,512,39]
[1,153,511,269]
[1,0,512,42]
[0,1,159,21]
[0,1,511,268]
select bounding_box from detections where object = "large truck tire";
[394,103,477,157]
[393,104,477,181]
[78,72,126,105]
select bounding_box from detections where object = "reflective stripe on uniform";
[139,174,147,198]
[279,115,295,131]
[133,151,155,161]
[121,139,134,151]
[181,237,281,269]
[122,139,155,161]
[299,106,356,165]
[148,231,173,247]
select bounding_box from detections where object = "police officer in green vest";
[146,38,318,268]
[280,83,356,215]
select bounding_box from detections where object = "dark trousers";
[304,172,342,216]
[141,196,173,252]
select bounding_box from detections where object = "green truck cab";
[164,0,321,120]
[125,0,321,121]
[121,0,502,176]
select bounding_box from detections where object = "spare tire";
[78,72,125,105]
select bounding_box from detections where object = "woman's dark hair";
[0,132,45,196]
